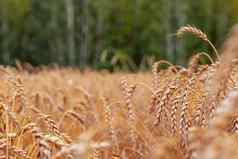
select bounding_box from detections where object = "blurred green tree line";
[0,0,238,70]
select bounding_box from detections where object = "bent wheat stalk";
[177,25,220,60]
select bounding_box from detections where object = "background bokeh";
[0,0,237,70]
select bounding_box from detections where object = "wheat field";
[1,25,238,159]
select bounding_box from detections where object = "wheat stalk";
[154,80,176,126]
[170,76,183,135]
[101,97,117,150]
[0,139,29,159]
[177,25,220,60]
[120,78,137,144]
[23,123,51,159]
[152,60,177,90]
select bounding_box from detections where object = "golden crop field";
[1,25,238,159]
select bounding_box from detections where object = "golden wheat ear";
[176,25,220,61]
[177,25,208,42]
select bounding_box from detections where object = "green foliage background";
[0,0,237,70]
